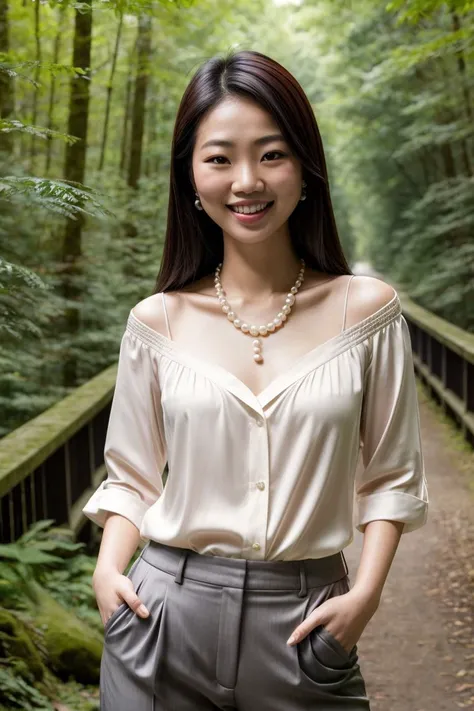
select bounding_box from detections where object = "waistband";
[141,541,349,598]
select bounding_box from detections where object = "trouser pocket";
[296,576,368,699]
[103,557,169,689]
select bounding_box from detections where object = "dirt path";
[345,383,474,711]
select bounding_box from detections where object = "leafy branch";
[0,120,79,145]
[0,177,114,220]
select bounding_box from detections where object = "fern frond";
[0,120,79,145]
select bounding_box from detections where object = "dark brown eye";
[263,151,286,161]
[206,156,228,164]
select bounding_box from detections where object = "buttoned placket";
[246,411,270,559]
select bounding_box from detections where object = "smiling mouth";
[227,201,274,215]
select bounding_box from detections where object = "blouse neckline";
[127,292,402,414]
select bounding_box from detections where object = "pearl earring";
[299,180,307,202]
[194,192,203,211]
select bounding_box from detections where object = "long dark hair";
[154,49,351,294]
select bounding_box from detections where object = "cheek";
[272,164,301,190]
[193,167,224,200]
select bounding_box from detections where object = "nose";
[232,162,264,194]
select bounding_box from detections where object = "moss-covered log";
[33,585,103,684]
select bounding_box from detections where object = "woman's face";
[191,96,303,245]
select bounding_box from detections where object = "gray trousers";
[101,541,370,710]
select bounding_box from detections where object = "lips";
[227,201,274,224]
[227,201,274,214]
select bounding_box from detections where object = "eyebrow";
[200,133,286,150]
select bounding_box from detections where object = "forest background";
[1,0,473,438]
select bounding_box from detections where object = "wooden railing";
[400,291,474,448]
[0,295,472,543]
[0,365,117,544]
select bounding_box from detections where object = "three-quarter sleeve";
[82,323,167,532]
[355,312,428,534]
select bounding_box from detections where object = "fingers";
[121,580,149,619]
[100,577,150,626]
[287,609,325,646]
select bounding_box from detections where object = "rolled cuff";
[355,490,428,534]
[82,481,150,532]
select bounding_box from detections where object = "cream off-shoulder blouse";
[83,279,429,561]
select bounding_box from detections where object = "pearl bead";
[214,257,305,363]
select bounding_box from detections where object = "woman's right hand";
[92,567,149,628]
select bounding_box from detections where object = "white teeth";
[230,202,269,214]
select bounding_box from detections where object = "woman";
[83,49,429,710]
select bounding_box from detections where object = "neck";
[217,242,303,303]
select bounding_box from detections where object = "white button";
[256,481,265,491]
[252,542,261,551]
[256,417,264,427]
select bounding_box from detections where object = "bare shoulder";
[344,275,398,329]
[130,293,171,337]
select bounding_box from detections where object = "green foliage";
[285,0,474,330]
[0,521,85,609]
[386,0,474,24]
[0,666,51,710]
[0,119,79,144]
[0,176,114,220]
[0,520,103,708]
[0,257,51,343]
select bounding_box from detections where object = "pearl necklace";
[214,259,306,364]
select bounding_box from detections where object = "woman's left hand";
[286,587,379,653]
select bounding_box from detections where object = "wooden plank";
[413,354,474,438]
[0,364,117,497]
[68,464,107,535]
[399,291,474,365]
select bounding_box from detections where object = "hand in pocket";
[93,565,149,628]
[287,587,379,653]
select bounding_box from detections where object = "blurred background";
[0,1,473,710]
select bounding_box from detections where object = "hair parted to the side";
[154,49,352,294]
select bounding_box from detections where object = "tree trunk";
[119,74,132,175]
[0,0,15,156]
[61,3,92,388]
[98,13,123,171]
[30,0,41,170]
[45,5,66,174]
[119,38,136,176]
[127,14,152,190]
[144,82,156,177]
[450,9,473,176]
